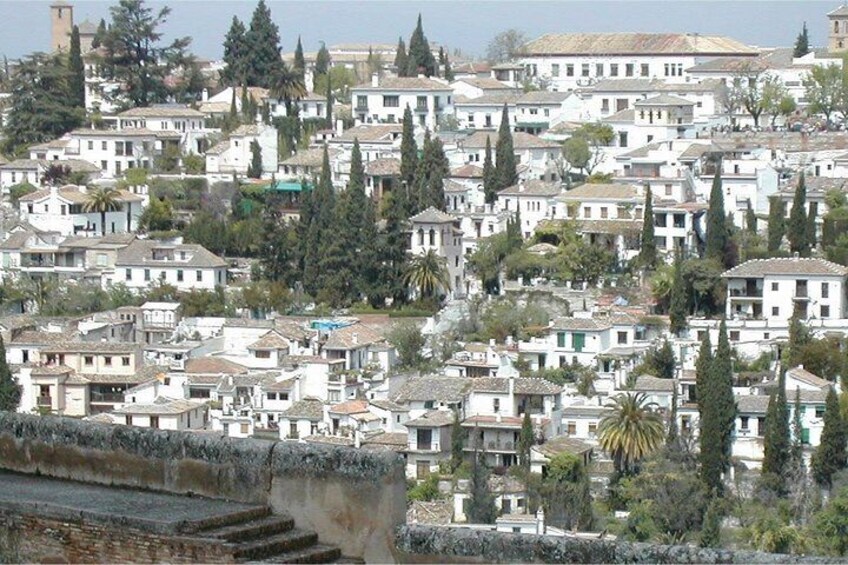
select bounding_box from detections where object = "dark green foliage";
[807,201,818,252]
[746,202,757,234]
[634,340,676,380]
[379,190,411,304]
[760,374,790,497]
[415,131,449,211]
[700,497,722,548]
[394,37,408,75]
[314,42,331,91]
[695,333,712,414]
[494,105,518,192]
[0,336,21,412]
[810,486,848,556]
[68,26,85,109]
[99,0,191,107]
[467,451,497,524]
[443,50,454,81]
[794,22,810,58]
[222,16,248,86]
[92,18,108,49]
[639,184,657,269]
[244,0,284,88]
[783,312,811,370]
[539,453,593,530]
[2,53,84,156]
[482,136,497,204]
[399,105,417,215]
[518,411,534,470]
[668,251,687,336]
[767,196,786,254]
[388,321,426,369]
[259,195,296,285]
[699,319,736,494]
[138,197,174,232]
[405,14,437,77]
[451,410,466,471]
[811,387,847,489]
[293,36,306,78]
[788,172,810,256]
[247,140,262,179]
[705,167,729,265]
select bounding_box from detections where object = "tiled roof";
[280,398,324,421]
[462,130,559,150]
[115,240,227,268]
[328,399,369,415]
[11,330,77,345]
[469,377,562,395]
[679,143,712,161]
[722,258,848,278]
[369,398,409,412]
[30,365,74,376]
[364,158,400,176]
[602,108,636,123]
[184,357,248,375]
[687,57,770,73]
[409,206,457,224]
[735,394,769,415]
[517,91,571,104]
[454,93,521,106]
[40,341,139,354]
[453,62,493,74]
[785,366,832,389]
[230,124,266,137]
[20,186,143,204]
[634,94,694,106]
[557,183,640,201]
[405,409,456,427]
[113,396,205,415]
[248,331,290,350]
[633,375,676,392]
[590,79,656,92]
[262,378,295,392]
[333,124,403,143]
[462,414,546,429]
[323,323,384,350]
[830,5,848,16]
[352,77,451,91]
[280,147,340,167]
[524,33,757,56]
[362,431,408,450]
[452,77,512,90]
[0,158,100,172]
[392,376,471,404]
[71,127,182,139]
[579,219,642,236]
[499,180,562,197]
[118,105,205,118]
[450,164,484,178]
[533,435,593,458]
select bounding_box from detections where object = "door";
[416,461,431,479]
[573,333,586,352]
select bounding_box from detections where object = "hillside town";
[0,0,847,557]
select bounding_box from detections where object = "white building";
[498,180,563,238]
[112,397,208,430]
[206,123,278,177]
[115,240,228,292]
[351,75,453,130]
[408,207,466,298]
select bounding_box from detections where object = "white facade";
[409,207,466,299]
[351,75,453,130]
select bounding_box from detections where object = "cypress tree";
[695,332,713,415]
[314,42,331,91]
[639,184,657,269]
[790,387,804,470]
[451,409,465,471]
[699,497,722,548]
[308,145,336,294]
[806,201,818,254]
[667,384,680,447]
[222,16,248,86]
[482,136,497,204]
[443,50,454,82]
[494,104,517,191]
[406,14,437,77]
[325,72,333,123]
[293,35,306,79]
[788,172,809,256]
[760,376,790,496]
[518,411,534,470]
[417,134,448,211]
[793,22,810,58]
[247,140,262,178]
[700,319,736,494]
[244,0,283,88]
[380,190,411,304]
[394,37,408,77]
[467,450,497,524]
[746,202,757,234]
[68,26,85,109]
[767,196,785,254]
[0,336,21,412]
[92,18,107,49]
[399,105,417,216]
[784,311,811,367]
[705,166,728,264]
[668,250,687,336]
[811,387,847,489]
[714,319,737,464]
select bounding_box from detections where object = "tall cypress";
[306,145,336,295]
[293,35,306,79]
[746,202,757,234]
[494,104,517,191]
[788,172,809,256]
[247,140,262,178]
[700,319,736,494]
[325,72,333,123]
[92,18,107,49]
[482,136,497,204]
[767,196,786,255]
[417,133,448,211]
[406,14,437,77]
[811,387,847,489]
[68,26,85,109]
[222,16,248,86]
[443,51,454,82]
[314,42,331,91]
[695,332,712,415]
[394,37,408,77]
[790,387,804,470]
[380,190,410,304]
[806,201,818,254]
[244,0,283,88]
[793,22,810,58]
[761,373,790,496]
[639,184,657,269]
[0,336,21,412]
[714,319,737,464]
[668,250,687,336]
[705,165,728,264]
[399,105,417,216]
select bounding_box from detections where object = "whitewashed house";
[115,240,228,292]
[18,185,145,236]
[408,207,466,298]
[350,75,453,130]
[206,123,278,177]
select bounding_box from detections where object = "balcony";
[37,395,52,407]
[355,104,368,112]
[90,392,125,403]
[729,288,763,298]
[463,440,515,453]
[416,104,429,113]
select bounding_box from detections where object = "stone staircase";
[189,507,343,563]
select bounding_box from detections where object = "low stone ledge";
[395,524,845,564]
[270,439,405,483]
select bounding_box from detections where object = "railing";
[416,104,428,112]
[90,392,124,403]
[729,288,763,298]
[355,104,368,111]
[37,395,52,407]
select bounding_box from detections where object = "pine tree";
[806,201,818,253]
[639,184,657,269]
[746,202,757,234]
[293,35,306,79]
[247,140,262,178]
[68,25,85,109]
[394,37,408,76]
[811,387,847,489]
[244,0,283,88]
[305,146,336,296]
[793,22,810,58]
[222,16,248,86]
[760,374,790,496]
[788,172,809,256]
[467,450,497,524]
[518,411,534,470]
[406,14,437,77]
[314,42,331,91]
[0,336,21,412]
[767,196,786,254]
[668,250,687,336]
[482,136,497,204]
[450,409,466,471]
[699,497,722,548]
[494,104,517,191]
[713,319,737,464]
[399,105,417,215]
[705,166,728,264]
[784,311,811,368]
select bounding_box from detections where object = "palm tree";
[270,63,307,115]
[403,250,451,300]
[83,186,121,236]
[598,392,664,475]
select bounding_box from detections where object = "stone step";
[233,529,319,562]
[202,514,296,543]
[179,505,272,534]
[253,543,342,564]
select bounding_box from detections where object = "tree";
[451,410,466,471]
[639,184,657,269]
[794,22,810,58]
[269,63,307,114]
[804,64,842,123]
[415,132,449,211]
[700,497,722,548]
[244,0,283,88]
[405,14,437,77]
[695,332,713,413]
[222,16,248,86]
[314,42,331,90]
[247,140,262,178]
[729,65,770,127]
[788,172,810,256]
[92,18,108,49]
[0,336,21,412]
[561,136,592,175]
[293,36,306,79]
[783,312,812,369]
[394,37,408,75]
[518,411,534,470]
[379,190,411,304]
[494,104,517,191]
[760,377,790,497]
[811,387,847,489]
[99,0,191,107]
[83,187,121,236]
[541,452,593,530]
[443,50,454,82]
[561,123,613,176]
[399,105,417,214]
[486,29,527,64]
[138,197,174,232]
[404,250,451,300]
[705,166,729,265]
[68,25,85,109]
[669,251,687,336]
[699,319,736,494]
[767,196,786,254]
[482,136,497,204]
[811,486,848,556]
[467,451,497,524]
[807,201,818,253]
[745,202,757,235]
[1,53,84,156]
[598,392,664,475]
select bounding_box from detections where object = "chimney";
[201,88,208,102]
[352,332,359,345]
[508,375,515,404]
[335,119,344,136]
[489,338,495,347]
[518,181,525,193]
[371,73,379,87]
[417,73,425,79]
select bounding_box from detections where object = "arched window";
[429,229,436,246]
[417,229,424,246]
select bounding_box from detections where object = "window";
[424,400,434,409]
[150,416,159,429]
[822,282,829,298]
[572,332,585,352]
[665,185,673,196]
[600,207,608,219]
[551,63,560,77]
[610,64,618,77]
[618,131,628,147]
[144,269,150,282]
[382,95,399,107]
[177,269,183,282]
[601,98,610,113]
[240,423,249,434]
[596,63,604,76]
[122,357,130,366]
[125,415,132,426]
[730,331,740,341]
[84,356,94,366]
[356,95,367,109]
[104,356,112,366]
[816,405,825,419]
[126,268,132,281]
[87,141,94,151]
[102,141,108,151]
[641,63,649,77]
[588,422,597,437]
[566,422,576,435]
[625,63,634,77]
[583,206,591,219]
[764,332,770,340]
[196,270,203,282]
[771,282,779,291]
[772,307,779,316]
[255,350,271,359]
[566,64,574,77]
[617,331,627,345]
[740,416,749,431]
[821,305,831,318]
[557,332,566,347]
[581,63,590,77]
[493,398,501,413]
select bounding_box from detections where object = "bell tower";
[50,1,74,52]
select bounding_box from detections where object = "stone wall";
[0,412,406,563]
[396,525,845,564]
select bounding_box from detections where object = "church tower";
[50,1,74,52]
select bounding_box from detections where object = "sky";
[0,0,840,61]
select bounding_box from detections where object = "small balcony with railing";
[37,395,53,408]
